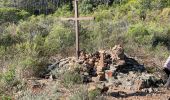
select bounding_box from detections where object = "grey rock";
[148,88,153,93]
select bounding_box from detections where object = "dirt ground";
[17,78,170,100]
[106,87,170,100]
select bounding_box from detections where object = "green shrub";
[94,9,113,21]
[0,23,23,48]
[3,69,15,84]
[54,5,73,17]
[0,65,21,92]
[153,44,169,59]
[145,67,157,74]
[139,0,152,10]
[6,40,49,79]
[160,8,170,18]
[79,0,93,14]
[150,25,170,48]
[88,89,101,100]
[61,71,83,87]
[0,33,22,47]
[44,25,74,56]
[152,33,169,47]
[87,20,118,50]
[152,0,170,9]
[17,15,54,41]
[0,8,30,24]
[1,95,12,100]
[127,23,153,45]
[0,46,6,57]
[17,51,48,78]
[71,86,102,100]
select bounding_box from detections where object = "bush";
[0,8,30,24]
[79,0,94,14]
[0,65,21,97]
[0,33,22,47]
[61,70,83,87]
[0,46,6,58]
[54,5,73,17]
[86,20,117,51]
[0,95,12,100]
[17,15,54,41]
[70,86,103,100]
[150,24,170,49]
[152,0,170,9]
[160,8,170,18]
[94,9,113,21]
[145,67,157,74]
[88,89,101,100]
[1,39,49,80]
[127,23,153,45]
[3,68,15,84]
[15,57,48,79]
[44,25,75,56]
[139,0,152,10]
[152,33,170,47]
[127,23,170,47]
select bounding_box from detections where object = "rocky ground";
[15,45,170,100]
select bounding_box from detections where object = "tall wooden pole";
[75,0,79,59]
[61,0,94,59]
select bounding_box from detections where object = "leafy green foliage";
[88,89,101,100]
[3,68,15,84]
[70,86,103,100]
[79,0,94,14]
[1,95,12,100]
[54,5,73,17]
[44,24,75,56]
[61,70,83,87]
[0,8,30,24]
[127,23,153,45]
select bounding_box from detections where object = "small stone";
[49,75,53,81]
[88,85,97,92]
[84,72,89,76]
[105,70,113,82]
[153,88,158,92]
[148,88,153,93]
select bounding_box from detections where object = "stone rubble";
[46,45,164,93]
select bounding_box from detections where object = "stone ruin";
[46,45,164,93]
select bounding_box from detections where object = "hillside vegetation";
[0,0,170,99]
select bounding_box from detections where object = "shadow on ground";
[110,91,148,98]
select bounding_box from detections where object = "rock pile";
[102,45,163,91]
[46,45,164,91]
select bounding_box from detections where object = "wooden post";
[75,0,79,59]
[61,0,94,59]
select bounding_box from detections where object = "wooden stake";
[61,0,94,59]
